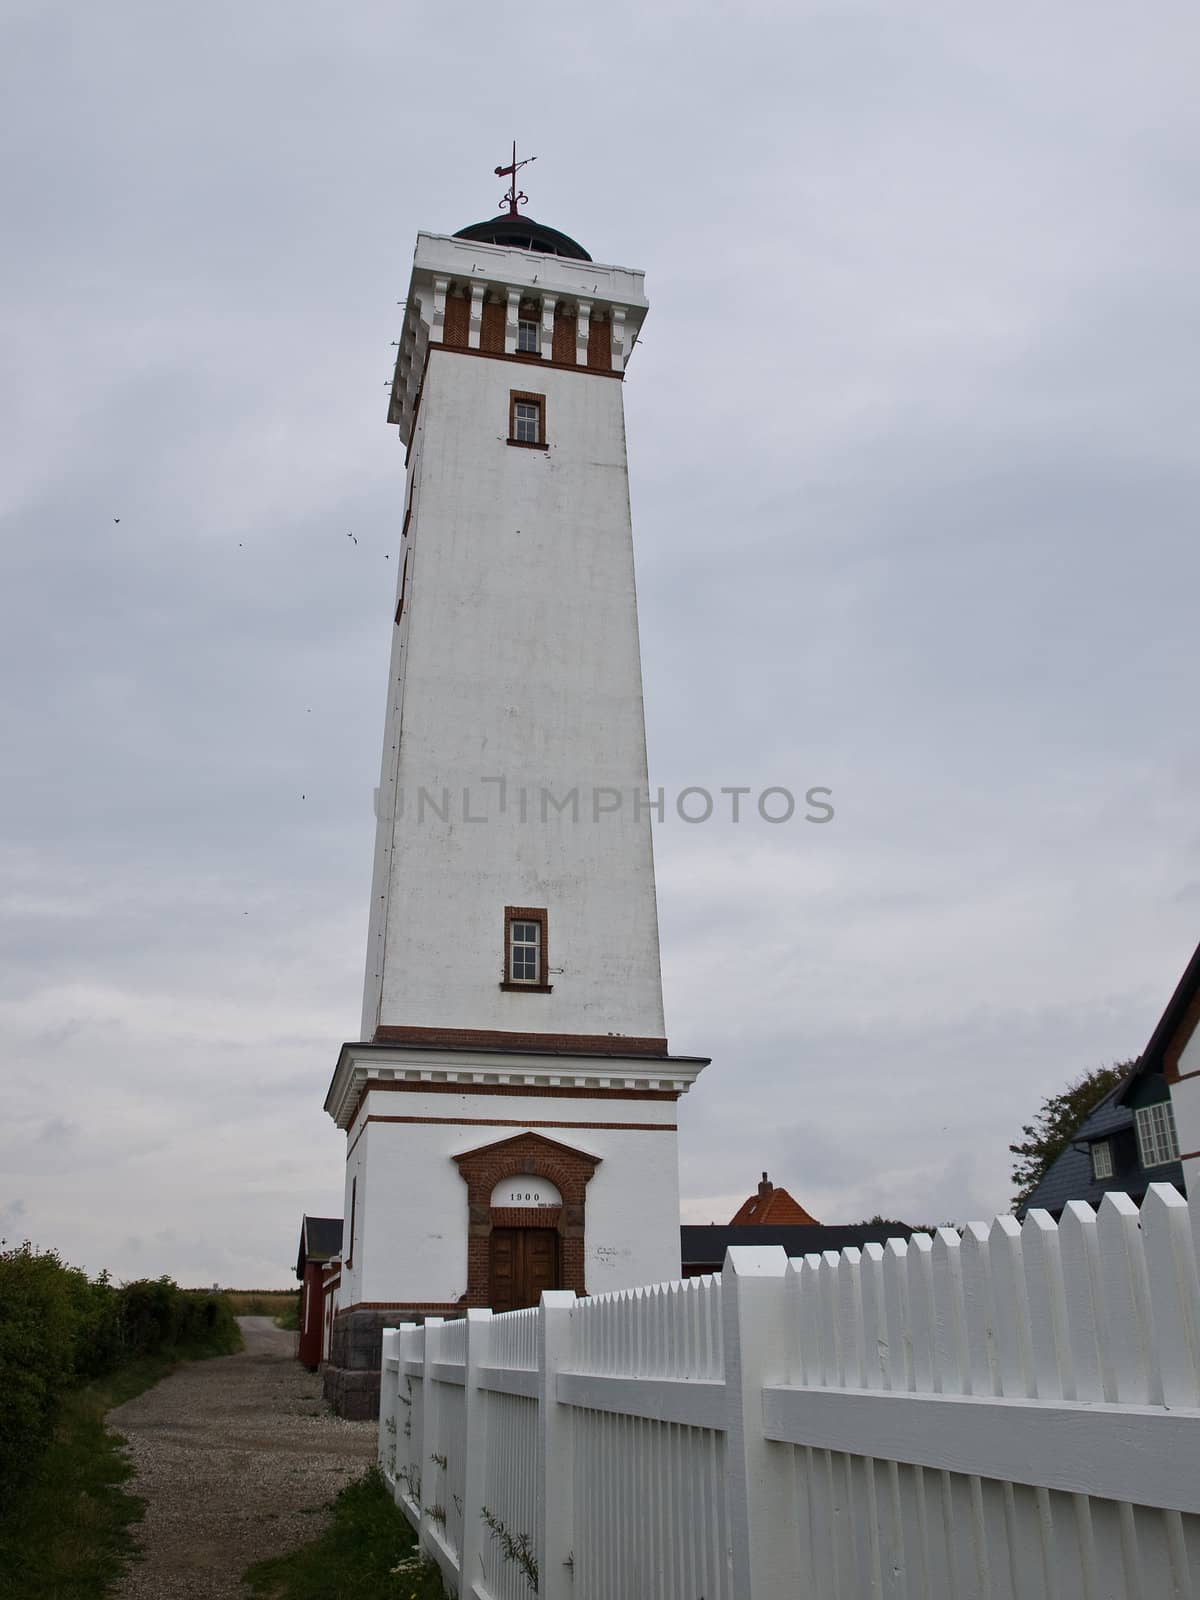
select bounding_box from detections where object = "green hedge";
[0,1242,240,1500]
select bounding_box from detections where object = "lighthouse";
[321,161,708,1417]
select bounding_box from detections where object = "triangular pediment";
[452,1130,601,1171]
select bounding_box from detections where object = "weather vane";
[495,141,536,217]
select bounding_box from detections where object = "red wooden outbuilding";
[295,1215,343,1370]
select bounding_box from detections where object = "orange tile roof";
[730,1173,819,1227]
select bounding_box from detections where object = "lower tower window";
[509,390,546,447]
[502,906,551,991]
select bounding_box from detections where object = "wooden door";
[488,1228,560,1313]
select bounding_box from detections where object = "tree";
[1009,1060,1135,1209]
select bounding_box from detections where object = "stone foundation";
[322,1307,445,1419]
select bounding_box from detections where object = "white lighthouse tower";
[322,165,707,1415]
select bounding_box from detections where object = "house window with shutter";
[1135,1101,1180,1168]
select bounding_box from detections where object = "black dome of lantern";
[452,214,592,262]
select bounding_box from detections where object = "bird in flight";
[347,532,358,545]
[113,518,120,524]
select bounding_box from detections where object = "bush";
[0,1243,240,1500]
[0,1244,85,1499]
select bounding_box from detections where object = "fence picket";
[960,1221,999,1399]
[374,1192,1200,1600]
[860,1242,890,1391]
[1140,1183,1200,1409]
[1096,1191,1160,1405]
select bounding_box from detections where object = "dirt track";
[108,1316,377,1598]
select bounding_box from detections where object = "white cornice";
[413,232,648,309]
[323,1042,708,1130]
[387,232,649,444]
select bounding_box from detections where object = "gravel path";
[108,1316,378,1598]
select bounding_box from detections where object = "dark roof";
[681,1222,914,1267]
[296,1215,343,1279]
[453,214,592,261]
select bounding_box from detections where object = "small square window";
[1135,1101,1180,1169]
[517,319,539,353]
[1090,1140,1113,1180]
[502,906,551,991]
[511,920,539,982]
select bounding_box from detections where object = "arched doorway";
[453,1132,601,1308]
[487,1174,563,1311]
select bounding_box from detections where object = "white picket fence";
[380,1185,1200,1599]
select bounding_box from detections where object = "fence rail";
[380,1185,1200,1599]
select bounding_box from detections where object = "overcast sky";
[2,1,1198,1288]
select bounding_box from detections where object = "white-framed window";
[509,918,540,984]
[514,400,541,443]
[517,319,539,353]
[1090,1139,1113,1180]
[1135,1101,1180,1169]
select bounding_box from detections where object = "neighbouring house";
[1018,940,1200,1218]
[295,1215,343,1370]
[729,1172,820,1226]
[680,1173,912,1275]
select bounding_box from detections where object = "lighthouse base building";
[320,198,707,1417]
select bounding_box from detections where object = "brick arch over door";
[453,1131,601,1305]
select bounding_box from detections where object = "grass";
[220,1289,298,1317]
[274,1293,301,1332]
[217,1288,301,1330]
[0,1347,226,1600]
[244,1468,448,1600]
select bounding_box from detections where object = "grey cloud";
[2,0,1197,1283]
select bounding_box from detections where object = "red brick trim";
[481,300,505,354]
[359,1079,678,1102]
[335,1301,464,1317]
[454,1128,604,1165]
[490,1206,563,1229]
[552,307,577,364]
[347,1110,675,1160]
[454,1131,600,1304]
[345,1077,680,1137]
[428,343,624,380]
[442,294,469,347]
[371,1025,670,1055]
[586,313,612,372]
